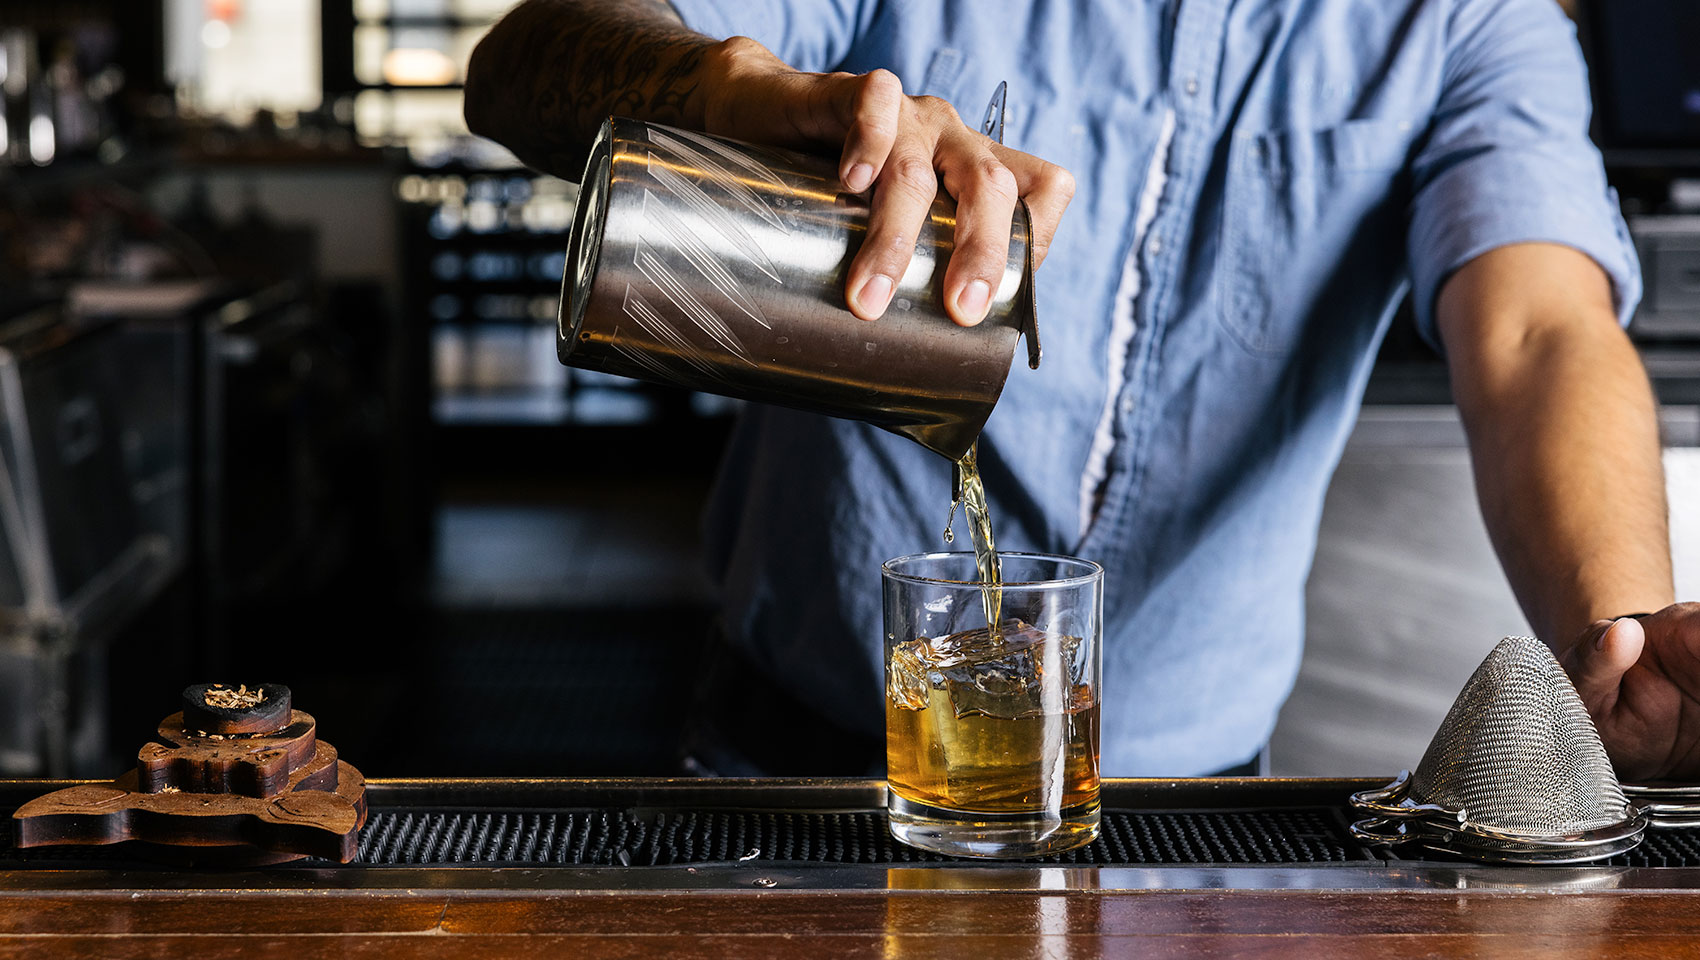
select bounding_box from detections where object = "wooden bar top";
[3,886,1699,958]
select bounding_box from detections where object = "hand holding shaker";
[557,100,1040,461]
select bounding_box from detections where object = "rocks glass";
[883,552,1103,858]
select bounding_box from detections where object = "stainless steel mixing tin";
[557,117,1040,461]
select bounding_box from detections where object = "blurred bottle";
[1,29,37,165]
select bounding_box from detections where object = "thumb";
[1565,617,1645,714]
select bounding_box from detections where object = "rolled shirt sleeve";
[1406,0,1642,349]
[667,0,879,74]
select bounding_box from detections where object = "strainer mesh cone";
[1408,636,1632,837]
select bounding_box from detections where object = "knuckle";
[856,92,901,132]
[719,35,767,59]
[1034,161,1075,199]
[1050,164,1078,198]
[890,154,938,192]
[965,236,1008,268]
[976,158,1019,199]
[912,95,959,123]
[863,68,903,97]
[864,231,914,270]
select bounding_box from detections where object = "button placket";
[1079,0,1233,558]
[1095,0,1232,551]
[1169,0,1227,120]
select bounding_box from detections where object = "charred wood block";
[181,683,292,736]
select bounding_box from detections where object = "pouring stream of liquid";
[944,441,1002,636]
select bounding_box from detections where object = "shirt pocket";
[1216,117,1414,356]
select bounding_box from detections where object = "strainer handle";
[1349,771,1463,822]
[1349,817,1414,846]
[1622,783,1700,828]
[1633,801,1700,828]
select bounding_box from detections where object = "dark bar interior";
[3,0,1700,954]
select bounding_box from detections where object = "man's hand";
[699,38,1074,325]
[466,2,1074,328]
[1557,605,1700,781]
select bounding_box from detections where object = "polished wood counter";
[5,887,1700,959]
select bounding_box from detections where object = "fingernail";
[844,162,874,192]
[1598,620,1632,649]
[955,279,991,324]
[856,274,893,317]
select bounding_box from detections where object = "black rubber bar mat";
[0,807,1367,866]
[6,804,1699,867]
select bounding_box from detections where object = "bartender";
[464,0,1698,779]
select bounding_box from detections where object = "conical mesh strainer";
[1412,635,1632,836]
[1350,636,1645,863]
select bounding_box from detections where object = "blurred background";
[0,0,1695,779]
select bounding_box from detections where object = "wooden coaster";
[11,684,368,864]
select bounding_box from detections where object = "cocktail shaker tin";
[557,117,1040,460]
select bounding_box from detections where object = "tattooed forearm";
[465,0,714,178]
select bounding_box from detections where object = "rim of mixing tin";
[881,551,1103,588]
[559,119,615,350]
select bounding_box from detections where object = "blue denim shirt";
[670,0,1641,774]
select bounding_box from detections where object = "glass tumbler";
[882,552,1104,858]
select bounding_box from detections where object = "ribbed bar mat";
[351,807,1368,865]
[12,804,1700,867]
[1616,829,1700,868]
[0,806,1364,866]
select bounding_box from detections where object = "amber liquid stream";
[943,441,1002,634]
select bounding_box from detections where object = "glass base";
[887,792,1101,859]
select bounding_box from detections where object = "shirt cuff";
[1407,157,1643,352]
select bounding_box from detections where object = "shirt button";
[1184,77,1200,96]
[1149,236,1164,255]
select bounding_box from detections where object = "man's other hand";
[701,37,1075,325]
[1558,604,1700,781]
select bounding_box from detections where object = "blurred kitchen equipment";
[0,303,188,777]
[556,87,1040,461]
[1349,636,1646,863]
[1628,215,1700,340]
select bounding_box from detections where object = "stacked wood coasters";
[12,683,367,864]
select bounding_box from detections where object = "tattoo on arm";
[465,0,713,177]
